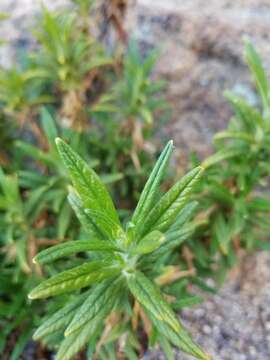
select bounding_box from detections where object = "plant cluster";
[29,43,270,359]
[184,43,270,287]
[0,0,270,358]
[0,1,167,358]
[29,138,208,360]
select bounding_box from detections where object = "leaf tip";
[64,328,73,337]
[55,137,63,146]
[28,292,36,300]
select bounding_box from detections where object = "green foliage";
[29,139,208,360]
[32,6,110,92]
[0,167,45,358]
[189,42,270,284]
[0,0,270,356]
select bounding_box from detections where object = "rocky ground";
[1,1,270,359]
[142,251,270,360]
[131,0,270,162]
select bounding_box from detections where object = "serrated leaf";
[28,260,119,299]
[132,140,173,230]
[138,167,203,237]
[55,138,120,226]
[33,240,120,265]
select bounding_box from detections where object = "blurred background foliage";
[0,0,270,359]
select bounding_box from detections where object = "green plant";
[32,6,112,128]
[29,139,209,360]
[183,42,270,285]
[0,167,49,358]
[15,107,123,240]
[88,41,169,208]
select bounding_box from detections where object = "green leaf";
[131,230,165,255]
[169,201,198,231]
[225,91,265,131]
[212,214,231,255]
[55,315,99,360]
[33,240,120,265]
[68,190,105,239]
[202,148,244,168]
[139,167,203,237]
[248,197,270,212]
[245,42,270,114]
[41,107,58,149]
[15,141,55,167]
[55,292,116,360]
[172,295,204,310]
[84,209,125,242]
[127,271,180,333]
[65,279,121,336]
[132,140,173,230]
[214,131,254,143]
[255,240,270,251]
[128,273,209,360]
[55,138,120,225]
[33,292,89,340]
[28,260,119,299]
[57,201,72,239]
[159,223,196,255]
[151,316,210,360]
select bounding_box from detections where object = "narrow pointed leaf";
[68,190,105,239]
[245,42,270,113]
[65,279,121,336]
[212,214,231,255]
[33,240,120,265]
[151,316,211,360]
[132,140,173,228]
[28,260,119,299]
[55,295,116,360]
[55,314,100,360]
[55,138,120,225]
[139,167,203,237]
[127,271,180,333]
[131,230,165,255]
[214,131,254,143]
[202,148,244,168]
[84,209,125,242]
[33,291,89,340]
[41,107,58,150]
